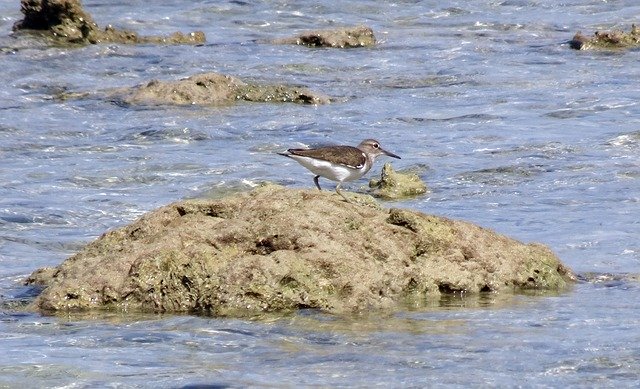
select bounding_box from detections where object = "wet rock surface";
[369,163,429,200]
[12,0,205,45]
[110,72,330,106]
[26,185,575,316]
[272,25,376,48]
[570,24,640,50]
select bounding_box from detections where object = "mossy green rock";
[13,0,205,45]
[272,25,376,48]
[117,72,330,106]
[26,185,575,315]
[369,163,429,200]
[570,24,640,50]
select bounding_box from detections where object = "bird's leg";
[314,175,322,191]
[335,183,351,203]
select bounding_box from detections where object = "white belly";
[289,155,367,183]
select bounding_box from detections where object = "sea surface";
[1,0,639,387]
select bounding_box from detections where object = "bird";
[278,139,401,202]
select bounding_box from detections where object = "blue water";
[1,0,639,386]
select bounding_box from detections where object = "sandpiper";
[278,139,401,202]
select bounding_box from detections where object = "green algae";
[26,185,575,316]
[369,163,429,200]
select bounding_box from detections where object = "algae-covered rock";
[369,163,429,200]
[273,25,376,48]
[114,72,330,106]
[13,0,98,43]
[122,73,243,106]
[570,24,640,50]
[88,25,206,45]
[235,83,330,105]
[26,185,575,316]
[12,0,205,45]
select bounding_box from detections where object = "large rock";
[113,72,330,106]
[12,0,205,45]
[26,185,575,315]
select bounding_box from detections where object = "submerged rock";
[272,25,376,48]
[570,24,640,50]
[12,0,205,45]
[369,163,429,200]
[26,185,575,316]
[89,26,205,45]
[112,72,330,106]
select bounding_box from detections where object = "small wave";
[119,127,210,144]
[606,131,640,149]
[396,113,503,123]
[456,164,550,186]
[577,272,640,288]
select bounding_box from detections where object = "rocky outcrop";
[570,24,640,50]
[12,0,205,45]
[369,163,429,200]
[26,185,575,316]
[108,72,330,106]
[272,25,376,48]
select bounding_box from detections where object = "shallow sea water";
[1,0,639,387]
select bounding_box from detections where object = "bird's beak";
[381,148,401,159]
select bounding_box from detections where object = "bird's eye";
[373,143,379,148]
